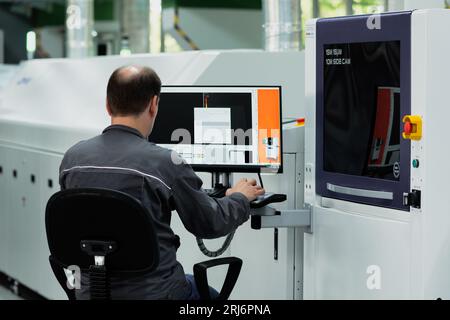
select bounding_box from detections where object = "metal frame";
[251,206,312,233]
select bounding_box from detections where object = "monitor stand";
[205,172,232,198]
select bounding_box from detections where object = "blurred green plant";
[301,0,385,48]
[353,0,385,14]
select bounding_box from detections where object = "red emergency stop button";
[404,121,413,135]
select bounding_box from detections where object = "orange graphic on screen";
[258,89,281,165]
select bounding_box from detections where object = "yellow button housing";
[402,115,422,140]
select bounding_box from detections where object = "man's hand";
[226,178,265,202]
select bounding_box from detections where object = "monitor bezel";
[315,12,411,212]
[157,85,283,174]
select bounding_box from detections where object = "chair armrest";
[193,257,242,301]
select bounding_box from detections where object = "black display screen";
[323,41,401,181]
[149,92,253,145]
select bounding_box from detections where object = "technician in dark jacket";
[59,65,264,300]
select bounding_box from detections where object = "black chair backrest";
[45,188,160,274]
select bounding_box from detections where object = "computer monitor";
[149,86,283,173]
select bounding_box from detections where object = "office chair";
[45,188,242,300]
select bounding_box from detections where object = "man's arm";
[170,163,263,239]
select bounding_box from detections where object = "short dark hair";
[107,66,161,116]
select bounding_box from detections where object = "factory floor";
[0,286,21,300]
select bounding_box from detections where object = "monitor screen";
[149,86,283,173]
[323,41,401,181]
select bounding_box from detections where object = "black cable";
[258,172,264,189]
[197,174,264,257]
[196,231,235,258]
[198,181,235,257]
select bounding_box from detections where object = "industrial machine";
[3,8,449,300]
[304,9,450,299]
[0,50,306,299]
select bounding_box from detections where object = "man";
[59,65,265,300]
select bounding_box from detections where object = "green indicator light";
[412,159,420,168]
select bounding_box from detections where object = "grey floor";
[0,286,21,300]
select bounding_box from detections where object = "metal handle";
[327,183,393,200]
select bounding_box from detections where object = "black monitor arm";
[206,172,232,198]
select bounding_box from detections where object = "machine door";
[316,12,411,211]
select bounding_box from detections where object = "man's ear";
[106,99,113,116]
[149,96,159,117]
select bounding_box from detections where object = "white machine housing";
[304,9,450,299]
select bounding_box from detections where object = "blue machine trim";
[315,11,412,212]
